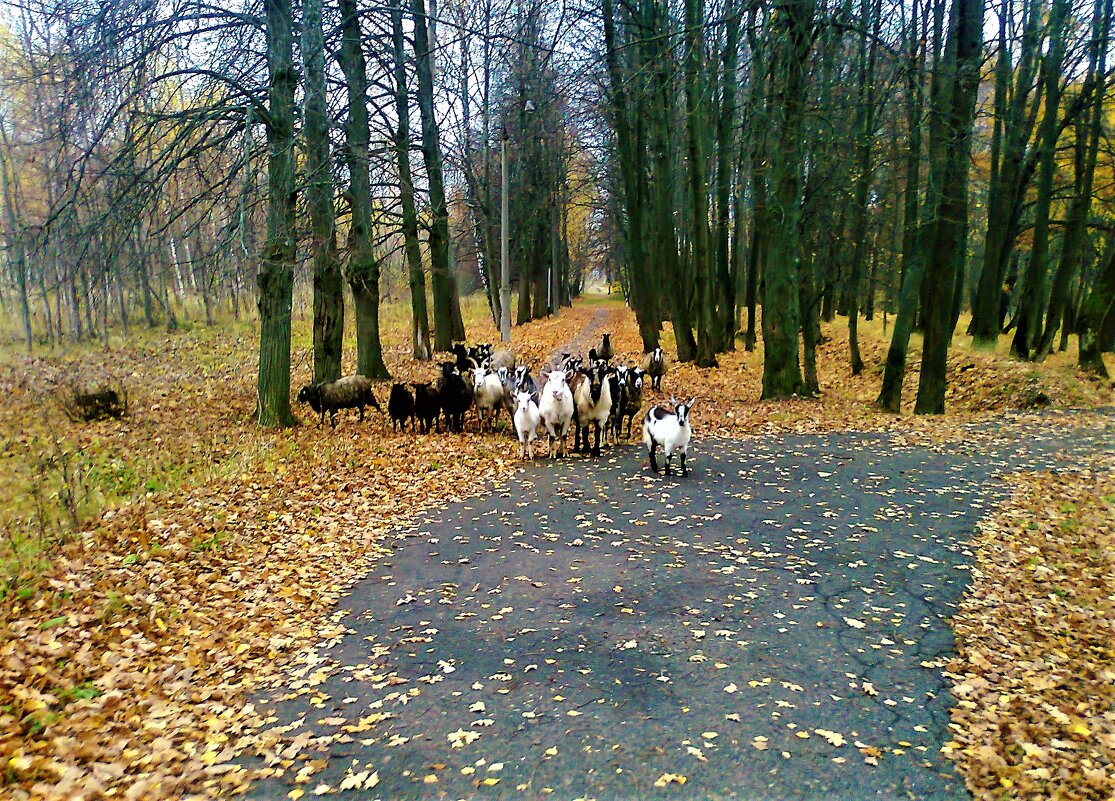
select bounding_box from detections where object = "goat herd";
[297,334,696,477]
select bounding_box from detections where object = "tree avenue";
[0,0,1112,419]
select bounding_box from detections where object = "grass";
[0,291,508,586]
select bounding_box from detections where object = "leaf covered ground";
[0,296,1112,799]
[943,469,1115,801]
[603,310,1113,440]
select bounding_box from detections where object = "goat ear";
[686,397,696,408]
[565,370,575,382]
[669,395,678,406]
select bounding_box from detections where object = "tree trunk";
[1035,0,1110,359]
[742,8,766,353]
[913,0,984,414]
[846,0,880,376]
[640,0,694,361]
[338,0,389,378]
[800,248,820,396]
[256,0,298,427]
[1010,0,1069,360]
[0,124,31,353]
[712,0,741,353]
[391,0,432,360]
[602,0,658,351]
[410,0,462,351]
[136,233,156,328]
[684,0,718,367]
[970,0,1042,348]
[303,0,344,383]
[760,0,812,399]
[1079,244,1115,377]
[876,0,934,412]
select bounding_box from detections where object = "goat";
[501,365,537,425]
[489,349,514,371]
[452,343,477,374]
[559,353,582,373]
[572,362,613,457]
[618,368,645,439]
[412,382,442,433]
[514,365,538,396]
[469,343,493,366]
[496,367,516,421]
[297,375,382,428]
[538,369,575,459]
[512,391,541,459]
[388,383,415,433]
[643,347,667,391]
[605,366,628,445]
[438,362,473,433]
[598,332,614,362]
[471,366,505,433]
[642,397,694,476]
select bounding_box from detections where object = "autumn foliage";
[945,470,1115,800]
[0,297,1111,799]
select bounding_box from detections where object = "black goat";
[388,383,415,433]
[452,343,476,374]
[412,382,442,433]
[437,362,473,433]
[618,367,645,438]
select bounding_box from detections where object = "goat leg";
[680,451,688,477]
[648,440,659,473]
[592,424,601,457]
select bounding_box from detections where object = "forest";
[1,0,1115,797]
[0,0,1113,420]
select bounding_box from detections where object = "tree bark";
[338,0,389,378]
[970,0,1042,348]
[603,0,658,351]
[392,0,432,360]
[712,0,741,354]
[877,0,935,412]
[303,0,344,383]
[846,0,880,376]
[914,0,984,414]
[760,0,813,399]
[1036,0,1111,359]
[1010,0,1069,360]
[1079,244,1115,377]
[256,0,298,427]
[411,0,462,351]
[684,0,718,367]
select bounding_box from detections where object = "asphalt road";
[245,411,1114,801]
